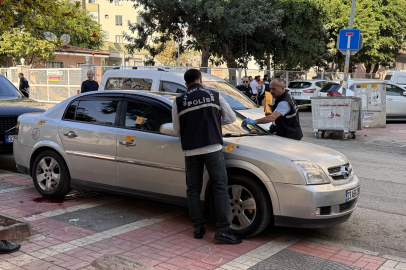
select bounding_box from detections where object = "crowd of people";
[236,74,281,106]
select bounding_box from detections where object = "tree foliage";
[0,28,58,65]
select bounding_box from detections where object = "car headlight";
[294,161,330,185]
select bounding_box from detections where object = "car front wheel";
[211,174,272,238]
[32,150,71,198]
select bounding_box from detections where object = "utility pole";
[342,0,356,96]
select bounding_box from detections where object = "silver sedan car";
[13,91,360,237]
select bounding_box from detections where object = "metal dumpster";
[311,97,362,139]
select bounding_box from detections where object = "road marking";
[1,210,185,269]
[24,198,121,221]
[215,236,299,270]
[0,185,34,194]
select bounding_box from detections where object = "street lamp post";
[342,0,356,96]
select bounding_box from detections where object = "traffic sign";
[337,29,361,50]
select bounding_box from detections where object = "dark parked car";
[0,75,50,155]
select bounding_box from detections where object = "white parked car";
[318,79,406,120]
[285,80,327,108]
[384,71,406,85]
[14,90,360,237]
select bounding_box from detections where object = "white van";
[384,71,406,85]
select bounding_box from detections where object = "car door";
[115,95,186,200]
[386,84,406,116]
[58,95,122,186]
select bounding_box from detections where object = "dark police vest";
[272,91,303,140]
[176,83,223,150]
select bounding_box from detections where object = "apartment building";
[79,0,148,66]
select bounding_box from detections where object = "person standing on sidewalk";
[81,70,99,93]
[18,73,29,98]
[242,78,303,140]
[172,69,242,244]
[236,76,255,101]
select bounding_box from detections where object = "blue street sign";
[337,29,361,50]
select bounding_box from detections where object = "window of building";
[45,61,64,68]
[88,0,96,3]
[115,35,123,43]
[115,0,122,5]
[105,14,109,19]
[115,15,122,26]
[76,63,86,68]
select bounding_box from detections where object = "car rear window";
[320,83,341,93]
[315,81,327,88]
[287,82,312,89]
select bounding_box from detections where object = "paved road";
[1,110,405,259]
[275,111,406,259]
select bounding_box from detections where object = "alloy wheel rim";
[36,157,60,192]
[228,185,257,230]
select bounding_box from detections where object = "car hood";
[236,108,272,130]
[226,134,348,169]
[0,99,53,116]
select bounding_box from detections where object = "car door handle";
[119,141,136,146]
[63,131,78,138]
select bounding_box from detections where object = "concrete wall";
[33,55,104,68]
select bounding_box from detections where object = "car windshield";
[0,76,22,100]
[203,81,259,110]
[320,83,341,93]
[222,112,268,137]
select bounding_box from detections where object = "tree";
[0,28,58,66]
[315,0,406,73]
[155,38,201,66]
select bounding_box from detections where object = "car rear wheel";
[32,150,71,198]
[210,174,272,238]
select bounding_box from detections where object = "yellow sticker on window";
[135,117,147,125]
[371,84,378,89]
[361,84,368,88]
[38,120,47,125]
[225,144,236,152]
[125,135,136,142]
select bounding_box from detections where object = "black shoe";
[193,227,206,239]
[0,240,21,254]
[214,230,242,244]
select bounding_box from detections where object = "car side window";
[124,100,172,133]
[105,77,153,91]
[65,100,118,125]
[316,81,326,88]
[386,85,404,96]
[160,81,187,93]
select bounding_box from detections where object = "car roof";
[290,79,326,82]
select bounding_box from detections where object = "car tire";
[210,174,272,238]
[32,150,71,198]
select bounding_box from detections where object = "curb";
[0,212,32,240]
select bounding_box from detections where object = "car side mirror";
[160,123,177,137]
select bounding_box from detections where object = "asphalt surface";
[1,110,405,258]
[274,110,406,259]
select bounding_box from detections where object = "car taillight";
[303,88,316,93]
[327,92,342,97]
[285,89,290,92]
[15,121,20,135]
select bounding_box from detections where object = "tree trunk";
[372,63,380,74]
[265,52,271,73]
[200,44,209,68]
[365,63,372,74]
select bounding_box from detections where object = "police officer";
[172,69,242,244]
[242,78,303,140]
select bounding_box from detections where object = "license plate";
[5,135,16,143]
[291,92,301,96]
[346,186,360,202]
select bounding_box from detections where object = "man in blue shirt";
[81,70,99,93]
[242,78,303,140]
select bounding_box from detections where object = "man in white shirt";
[172,69,242,244]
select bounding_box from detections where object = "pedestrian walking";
[172,69,242,244]
[81,70,99,93]
[236,76,255,101]
[18,73,29,98]
[0,240,20,254]
[242,78,303,140]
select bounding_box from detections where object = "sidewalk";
[0,171,404,270]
